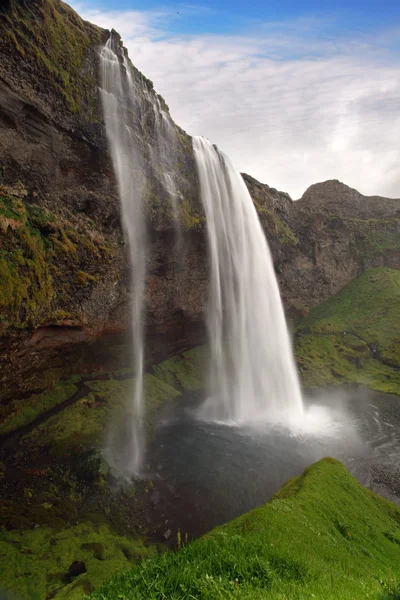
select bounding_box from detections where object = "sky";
[71,0,400,199]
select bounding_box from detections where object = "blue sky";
[72,0,400,197]
[79,0,400,31]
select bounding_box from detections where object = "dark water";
[146,388,400,541]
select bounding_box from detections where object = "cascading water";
[100,38,147,476]
[193,136,304,424]
[100,36,185,476]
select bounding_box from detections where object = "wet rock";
[68,561,87,578]
[73,450,102,481]
[107,466,129,486]
[99,456,110,477]
[150,490,161,506]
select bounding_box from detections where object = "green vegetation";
[252,196,299,247]
[1,0,103,113]
[91,458,400,600]
[275,213,299,246]
[0,379,78,435]
[295,268,400,394]
[0,349,209,599]
[0,187,54,330]
[0,185,114,333]
[4,347,206,455]
[179,197,206,231]
[18,377,159,456]
[346,217,400,263]
[0,522,156,600]
[152,345,208,391]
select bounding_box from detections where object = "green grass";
[90,458,400,600]
[0,522,157,600]
[295,268,400,394]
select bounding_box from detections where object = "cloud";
[71,2,400,198]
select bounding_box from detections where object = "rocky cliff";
[244,176,400,318]
[0,0,205,404]
[0,0,399,408]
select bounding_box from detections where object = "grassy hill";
[90,458,400,600]
[295,267,400,395]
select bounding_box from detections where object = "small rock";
[68,561,87,578]
[163,528,172,540]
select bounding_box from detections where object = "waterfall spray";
[193,137,303,424]
[99,36,185,475]
[100,38,147,476]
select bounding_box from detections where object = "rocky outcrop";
[244,176,400,319]
[287,180,400,312]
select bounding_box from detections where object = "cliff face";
[244,177,400,318]
[0,0,399,406]
[0,0,205,403]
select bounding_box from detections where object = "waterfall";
[193,137,304,424]
[99,36,185,476]
[100,38,147,476]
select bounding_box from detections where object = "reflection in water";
[147,389,400,539]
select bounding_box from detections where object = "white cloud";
[72,2,400,198]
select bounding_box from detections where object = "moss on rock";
[15,347,207,457]
[0,0,104,114]
[152,345,208,391]
[0,185,115,334]
[0,379,78,436]
[0,522,156,600]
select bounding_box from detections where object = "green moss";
[75,271,99,286]
[275,214,299,246]
[1,0,103,113]
[0,380,78,435]
[0,191,53,331]
[91,459,400,600]
[15,348,207,458]
[152,345,208,391]
[179,197,205,230]
[22,371,181,456]
[0,522,156,600]
[252,196,298,247]
[0,186,114,333]
[295,268,400,393]
[142,373,181,429]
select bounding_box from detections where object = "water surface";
[146,388,400,541]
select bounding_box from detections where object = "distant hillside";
[295,267,400,395]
